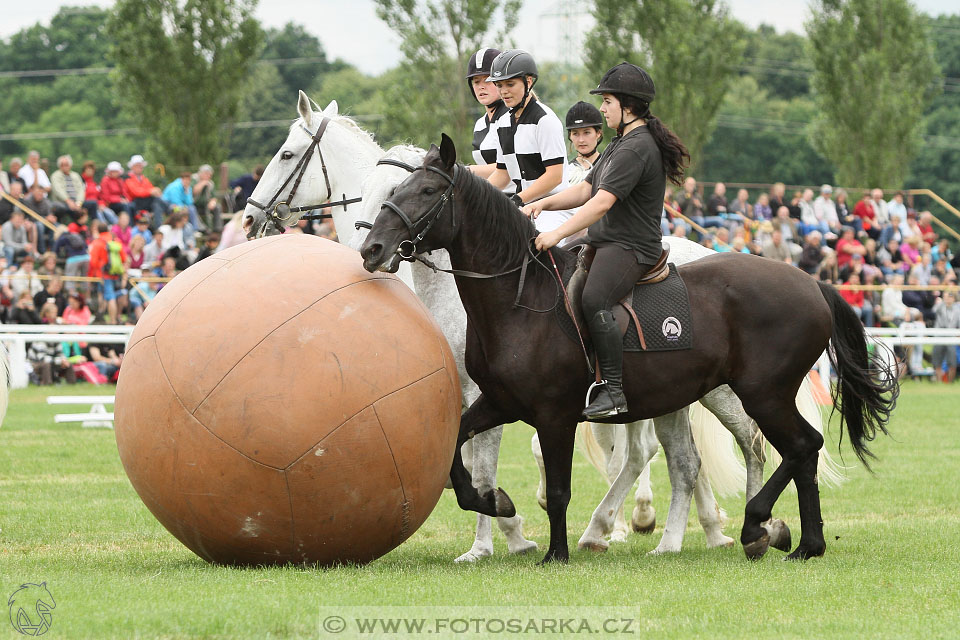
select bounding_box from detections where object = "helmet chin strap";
[617,107,641,136]
[509,77,535,115]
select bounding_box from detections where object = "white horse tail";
[0,341,9,426]
[577,422,609,478]
[763,375,848,489]
[689,402,746,498]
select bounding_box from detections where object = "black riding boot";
[583,309,628,420]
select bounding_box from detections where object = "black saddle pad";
[622,264,692,352]
[555,263,693,353]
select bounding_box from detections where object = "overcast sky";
[4,0,958,75]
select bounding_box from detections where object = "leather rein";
[245,116,362,234]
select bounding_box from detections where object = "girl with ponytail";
[522,62,689,420]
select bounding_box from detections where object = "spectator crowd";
[0,151,336,386]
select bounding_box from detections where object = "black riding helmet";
[465,47,502,102]
[590,62,655,135]
[486,49,538,113]
[565,101,603,130]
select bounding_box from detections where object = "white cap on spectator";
[106,161,123,173]
[128,154,147,168]
[821,184,833,194]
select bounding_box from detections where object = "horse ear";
[297,90,313,128]
[323,100,339,116]
[439,133,456,169]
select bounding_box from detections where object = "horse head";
[243,91,346,238]
[360,134,459,273]
[349,144,426,252]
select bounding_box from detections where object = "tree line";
[1,0,957,214]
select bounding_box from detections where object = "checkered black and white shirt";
[494,98,569,197]
[472,102,507,167]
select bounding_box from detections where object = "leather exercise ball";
[114,234,461,566]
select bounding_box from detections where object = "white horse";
[242,92,837,557]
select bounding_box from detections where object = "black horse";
[360,135,897,564]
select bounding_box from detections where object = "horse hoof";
[609,530,628,543]
[577,538,609,553]
[631,518,655,534]
[785,544,826,561]
[742,533,770,561]
[454,547,492,563]
[538,551,569,565]
[765,519,792,552]
[495,487,516,518]
[707,535,736,549]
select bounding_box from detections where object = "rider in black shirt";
[523,63,690,420]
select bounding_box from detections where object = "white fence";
[0,324,134,389]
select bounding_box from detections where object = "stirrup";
[582,381,628,420]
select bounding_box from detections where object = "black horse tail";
[817,281,899,468]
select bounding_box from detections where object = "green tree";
[106,0,264,167]
[262,22,341,100]
[585,0,747,170]
[373,0,521,159]
[741,25,812,101]
[806,0,941,189]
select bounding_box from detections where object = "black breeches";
[581,244,650,319]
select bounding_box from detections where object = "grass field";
[1,381,958,639]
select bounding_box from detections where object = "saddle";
[566,244,671,351]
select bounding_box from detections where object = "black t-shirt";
[584,126,664,265]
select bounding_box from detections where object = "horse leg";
[693,472,735,548]
[578,420,650,551]
[788,448,827,560]
[699,386,791,551]
[649,409,700,555]
[449,394,516,519]
[532,433,548,511]
[736,398,824,561]
[537,422,578,564]
[631,421,658,534]
[592,423,631,541]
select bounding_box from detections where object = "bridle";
[380,163,459,261]
[246,116,362,235]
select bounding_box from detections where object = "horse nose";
[360,242,384,270]
[242,213,256,235]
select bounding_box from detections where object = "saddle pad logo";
[662,316,682,341]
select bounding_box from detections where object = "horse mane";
[454,166,574,273]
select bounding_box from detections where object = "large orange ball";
[115,235,461,566]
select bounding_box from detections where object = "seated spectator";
[917,211,937,246]
[852,191,876,239]
[0,180,25,225]
[706,182,728,218]
[772,206,799,244]
[124,155,167,227]
[111,211,133,253]
[36,251,60,277]
[768,182,786,214]
[80,160,118,225]
[85,342,122,381]
[156,211,196,259]
[868,189,889,237]
[814,185,839,235]
[10,253,43,301]
[900,213,921,241]
[932,255,954,285]
[900,235,923,272]
[798,188,823,237]
[902,273,936,325]
[49,155,86,224]
[731,236,750,254]
[762,229,793,264]
[194,231,221,262]
[880,274,922,325]
[931,238,953,264]
[7,158,26,191]
[130,210,153,245]
[33,274,67,316]
[835,226,866,270]
[230,165,263,211]
[786,190,802,220]
[798,230,824,275]
[2,210,36,266]
[818,249,839,284]
[910,252,934,286]
[887,190,907,222]
[880,213,903,247]
[10,289,40,324]
[839,272,874,327]
[17,150,51,194]
[727,188,751,221]
[142,229,166,270]
[162,171,202,231]
[834,189,858,232]
[752,193,772,222]
[931,292,960,382]
[712,227,732,252]
[100,161,133,218]
[861,238,882,282]
[55,210,91,295]
[28,302,77,385]
[22,183,53,253]
[62,291,92,325]
[193,164,223,232]
[127,234,146,270]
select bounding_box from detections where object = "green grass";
[1,382,958,638]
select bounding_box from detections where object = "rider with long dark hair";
[523,63,690,420]
[466,48,508,181]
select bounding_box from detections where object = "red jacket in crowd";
[840,287,865,308]
[82,174,104,208]
[88,231,127,281]
[100,175,130,206]
[853,200,876,229]
[124,172,154,199]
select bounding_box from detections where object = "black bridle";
[246,117,362,234]
[381,163,459,261]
